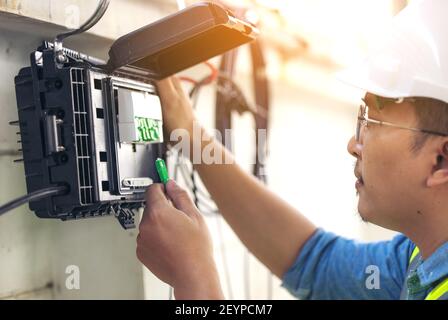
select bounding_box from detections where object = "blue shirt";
[282,228,448,299]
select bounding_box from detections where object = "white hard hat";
[338,0,448,104]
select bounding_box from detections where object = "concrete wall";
[0,0,177,299]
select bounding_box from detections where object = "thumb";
[166,180,197,217]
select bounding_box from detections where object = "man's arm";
[157,77,317,278]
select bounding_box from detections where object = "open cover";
[107,2,258,78]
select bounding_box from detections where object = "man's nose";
[347,135,362,159]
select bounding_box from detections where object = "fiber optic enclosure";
[13,2,258,229]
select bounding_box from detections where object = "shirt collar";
[416,241,448,287]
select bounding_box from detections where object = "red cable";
[203,61,219,84]
[178,76,198,85]
[179,61,219,86]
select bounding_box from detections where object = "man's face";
[347,93,430,231]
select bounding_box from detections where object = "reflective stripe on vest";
[409,247,420,264]
[408,246,448,300]
[425,278,448,300]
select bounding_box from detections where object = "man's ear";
[427,141,448,187]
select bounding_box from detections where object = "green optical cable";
[155,158,169,187]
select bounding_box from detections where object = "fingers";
[142,183,169,222]
[171,76,187,96]
[155,77,179,110]
[166,179,198,217]
[146,183,169,207]
[155,77,176,95]
[142,181,199,223]
[156,76,188,98]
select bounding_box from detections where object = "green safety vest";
[403,246,448,300]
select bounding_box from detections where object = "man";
[136,0,448,299]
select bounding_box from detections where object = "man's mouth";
[355,178,363,189]
[354,168,364,190]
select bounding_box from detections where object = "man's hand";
[156,77,196,136]
[137,180,224,300]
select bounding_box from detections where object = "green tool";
[155,158,169,185]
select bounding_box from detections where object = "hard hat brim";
[336,63,410,100]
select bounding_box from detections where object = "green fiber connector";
[155,158,169,185]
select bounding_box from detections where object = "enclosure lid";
[107,2,258,79]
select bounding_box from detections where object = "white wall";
[0,0,177,299]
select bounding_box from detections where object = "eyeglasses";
[355,104,448,142]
